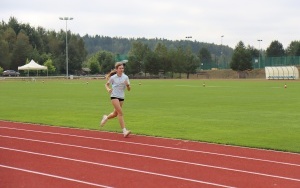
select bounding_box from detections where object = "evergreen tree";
[286,41,300,56]
[144,51,160,76]
[128,41,150,76]
[230,41,252,72]
[11,30,33,69]
[0,40,10,69]
[198,47,212,70]
[154,42,171,74]
[266,40,285,57]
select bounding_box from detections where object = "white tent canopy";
[18,59,48,77]
[18,59,47,70]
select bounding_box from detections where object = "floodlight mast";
[257,39,263,69]
[59,17,73,78]
[221,35,224,68]
[221,35,224,55]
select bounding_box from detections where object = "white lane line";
[1,135,300,183]
[1,121,299,156]
[1,126,299,167]
[0,147,234,188]
[0,164,112,188]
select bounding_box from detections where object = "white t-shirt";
[108,73,130,99]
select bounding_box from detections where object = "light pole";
[185,36,192,46]
[257,39,262,69]
[220,35,224,69]
[59,17,73,78]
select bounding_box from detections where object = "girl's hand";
[108,89,112,93]
[124,80,131,91]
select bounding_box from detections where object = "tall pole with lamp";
[59,17,73,79]
[221,35,224,69]
[185,36,193,50]
[185,36,192,49]
[257,39,262,69]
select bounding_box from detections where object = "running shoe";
[100,115,108,127]
[123,130,131,138]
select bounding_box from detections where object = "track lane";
[1,134,300,187]
[1,127,299,180]
[0,165,111,188]
[1,121,300,187]
[1,121,299,165]
[0,147,228,188]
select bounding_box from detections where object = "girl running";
[100,62,131,137]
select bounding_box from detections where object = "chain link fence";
[252,56,300,69]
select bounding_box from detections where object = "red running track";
[0,120,300,188]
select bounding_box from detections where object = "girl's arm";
[126,84,131,91]
[105,82,112,93]
[124,80,131,91]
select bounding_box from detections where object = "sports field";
[0,79,299,153]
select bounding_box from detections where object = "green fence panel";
[252,56,300,69]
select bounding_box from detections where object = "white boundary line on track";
[1,126,299,168]
[0,164,112,188]
[1,135,300,183]
[1,120,299,156]
[0,147,234,188]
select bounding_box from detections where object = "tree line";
[230,40,300,72]
[86,39,300,78]
[0,17,87,75]
[0,17,232,77]
[1,17,299,77]
[83,35,233,78]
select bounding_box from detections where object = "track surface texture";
[1,121,300,188]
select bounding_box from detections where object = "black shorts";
[111,97,124,101]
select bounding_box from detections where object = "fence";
[253,56,300,69]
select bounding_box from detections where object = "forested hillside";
[2,17,298,77]
[82,35,233,60]
[0,17,233,76]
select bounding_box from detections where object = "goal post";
[265,66,299,80]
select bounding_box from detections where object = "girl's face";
[116,64,124,75]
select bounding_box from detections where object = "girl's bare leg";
[102,99,130,137]
[107,110,118,119]
[100,103,118,126]
[111,99,125,129]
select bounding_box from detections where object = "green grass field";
[1,78,299,153]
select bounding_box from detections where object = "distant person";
[100,62,131,137]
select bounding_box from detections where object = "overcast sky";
[1,0,299,49]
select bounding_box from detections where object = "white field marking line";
[175,85,235,88]
[1,120,299,157]
[175,85,202,88]
[1,126,299,167]
[0,164,112,188]
[1,135,300,183]
[0,147,234,188]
